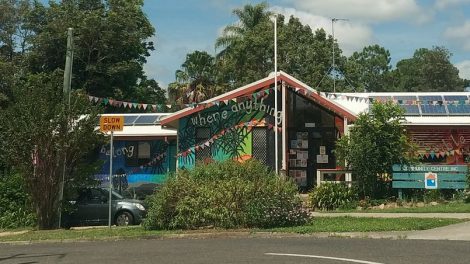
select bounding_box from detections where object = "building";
[160,72,356,188]
[330,92,470,164]
[96,73,470,191]
[95,113,177,197]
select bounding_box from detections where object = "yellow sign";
[100,115,124,132]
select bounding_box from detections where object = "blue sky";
[145,0,470,89]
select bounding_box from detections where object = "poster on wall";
[319,146,326,155]
[289,169,307,186]
[317,154,328,163]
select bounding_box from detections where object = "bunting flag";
[176,118,282,158]
[87,86,275,112]
[130,152,167,173]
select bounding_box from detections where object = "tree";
[345,45,392,92]
[214,3,340,90]
[215,3,273,88]
[0,0,34,108]
[0,71,103,229]
[134,78,166,106]
[393,46,464,92]
[335,102,416,198]
[215,2,271,52]
[168,51,227,104]
[26,0,156,100]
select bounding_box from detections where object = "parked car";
[63,187,146,227]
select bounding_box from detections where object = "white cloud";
[434,0,470,10]
[444,21,470,51]
[271,6,373,56]
[284,0,430,24]
[455,60,470,79]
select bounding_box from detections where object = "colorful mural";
[409,128,470,164]
[177,89,281,169]
[95,139,176,195]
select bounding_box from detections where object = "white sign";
[316,154,328,164]
[424,172,438,189]
[305,122,316,127]
[319,146,326,155]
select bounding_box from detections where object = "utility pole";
[331,18,348,93]
[59,28,73,228]
[273,14,279,174]
[63,28,73,105]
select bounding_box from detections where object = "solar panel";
[420,104,446,115]
[400,105,420,115]
[443,95,468,101]
[124,115,139,125]
[369,96,392,103]
[134,115,159,125]
[418,95,443,103]
[447,104,470,115]
[394,95,417,101]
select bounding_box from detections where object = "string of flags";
[320,94,470,105]
[176,119,282,158]
[417,148,469,159]
[130,152,167,173]
[88,95,173,111]
[103,152,168,179]
[87,86,276,112]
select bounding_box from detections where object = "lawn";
[0,217,464,242]
[267,217,463,234]
[337,202,470,213]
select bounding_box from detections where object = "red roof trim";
[161,73,357,126]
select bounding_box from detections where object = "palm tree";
[215,2,271,55]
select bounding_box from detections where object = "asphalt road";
[1,236,470,264]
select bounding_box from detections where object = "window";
[195,128,211,162]
[252,127,268,165]
[125,141,152,167]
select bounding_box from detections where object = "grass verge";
[0,217,464,242]
[337,202,470,213]
[266,217,464,234]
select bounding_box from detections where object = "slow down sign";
[100,115,124,132]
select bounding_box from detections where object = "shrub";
[0,172,36,229]
[309,183,358,211]
[423,189,442,203]
[143,159,307,230]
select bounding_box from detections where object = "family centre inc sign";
[392,164,468,192]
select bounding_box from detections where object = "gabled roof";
[160,71,357,128]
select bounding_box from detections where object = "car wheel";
[115,211,134,226]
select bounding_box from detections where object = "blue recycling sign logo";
[424,172,438,189]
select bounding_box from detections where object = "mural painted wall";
[409,128,470,164]
[95,139,176,195]
[177,88,281,169]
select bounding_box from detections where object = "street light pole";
[273,14,279,174]
[331,18,348,93]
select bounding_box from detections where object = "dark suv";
[63,187,146,227]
